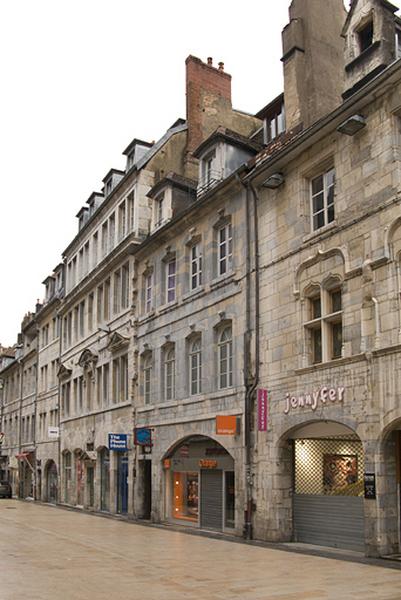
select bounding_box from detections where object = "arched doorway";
[280,420,365,551]
[45,460,58,504]
[75,450,84,507]
[163,436,235,532]
[378,419,401,557]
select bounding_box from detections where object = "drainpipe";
[237,174,261,540]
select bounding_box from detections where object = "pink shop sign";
[284,386,345,415]
[257,389,268,431]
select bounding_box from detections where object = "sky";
[0,0,354,347]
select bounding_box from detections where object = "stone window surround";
[302,276,343,366]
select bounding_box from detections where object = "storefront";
[46,460,58,504]
[165,436,235,532]
[288,422,365,551]
[117,452,128,514]
[100,448,110,512]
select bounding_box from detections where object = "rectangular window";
[113,270,121,315]
[109,214,115,251]
[166,259,176,303]
[311,168,335,231]
[79,300,85,338]
[190,244,202,290]
[88,293,94,333]
[127,190,135,232]
[155,195,164,227]
[112,358,120,404]
[121,263,129,309]
[102,222,108,257]
[104,279,111,322]
[103,364,109,406]
[97,285,103,325]
[145,273,153,313]
[92,232,98,268]
[118,201,126,241]
[218,223,233,276]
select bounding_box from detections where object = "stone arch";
[374,416,401,556]
[162,434,234,461]
[294,246,349,298]
[384,215,401,261]
[268,418,366,551]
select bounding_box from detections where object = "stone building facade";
[2,0,401,558]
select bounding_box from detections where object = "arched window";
[218,326,233,389]
[164,346,175,401]
[189,337,202,395]
[143,354,152,405]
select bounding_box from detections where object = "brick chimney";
[281,0,346,131]
[185,55,232,175]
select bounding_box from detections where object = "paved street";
[1,501,401,600]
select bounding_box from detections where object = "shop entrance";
[86,464,94,508]
[141,459,152,519]
[100,448,110,512]
[117,452,128,514]
[165,436,235,532]
[46,461,58,504]
[288,422,365,552]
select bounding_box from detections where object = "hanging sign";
[257,389,268,431]
[364,473,376,499]
[134,427,152,447]
[108,433,128,451]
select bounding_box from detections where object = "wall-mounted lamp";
[262,173,285,189]
[337,114,366,136]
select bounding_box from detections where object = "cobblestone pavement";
[1,500,401,600]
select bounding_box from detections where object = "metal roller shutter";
[200,470,223,531]
[293,495,365,551]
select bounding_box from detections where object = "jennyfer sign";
[108,433,128,451]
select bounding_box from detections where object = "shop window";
[304,281,343,364]
[294,438,364,497]
[218,326,233,389]
[310,168,335,231]
[225,471,235,528]
[173,472,199,521]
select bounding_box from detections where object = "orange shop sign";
[216,415,237,435]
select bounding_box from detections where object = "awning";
[16,452,35,473]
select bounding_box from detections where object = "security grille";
[294,437,364,497]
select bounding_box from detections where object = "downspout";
[236,173,261,540]
[18,358,23,498]
[57,313,63,504]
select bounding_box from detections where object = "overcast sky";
[0,0,357,347]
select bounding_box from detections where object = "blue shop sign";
[134,427,152,446]
[108,433,128,451]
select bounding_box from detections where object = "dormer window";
[358,20,373,53]
[105,179,113,196]
[155,195,165,228]
[396,29,401,59]
[264,103,285,144]
[203,151,215,186]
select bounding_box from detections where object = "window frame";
[163,346,175,402]
[304,282,343,364]
[217,222,233,277]
[218,326,233,389]
[310,167,335,232]
[190,243,202,291]
[189,337,202,396]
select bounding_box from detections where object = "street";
[1,501,401,600]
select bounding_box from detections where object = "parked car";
[0,481,12,499]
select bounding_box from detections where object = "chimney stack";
[281,0,346,131]
[185,55,232,176]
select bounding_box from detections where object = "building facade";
[2,0,401,558]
